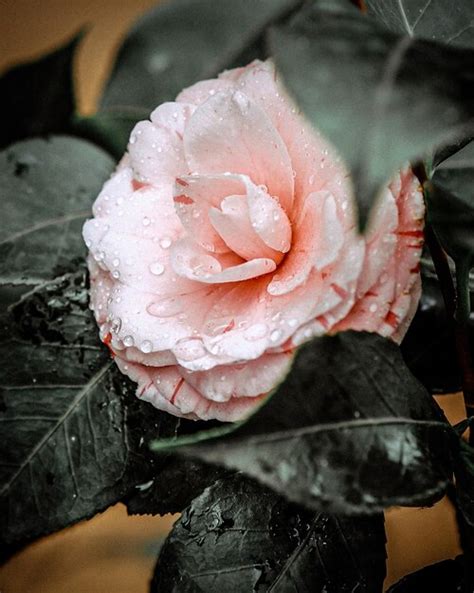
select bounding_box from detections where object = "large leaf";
[101,0,300,110]
[0,136,113,291]
[153,332,453,513]
[0,259,186,546]
[366,0,474,48]
[0,34,80,149]
[269,0,474,228]
[428,140,474,319]
[387,557,465,592]
[152,474,386,593]
[125,458,231,516]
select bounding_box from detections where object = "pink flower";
[83,60,424,422]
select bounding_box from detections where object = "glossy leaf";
[0,137,113,291]
[152,474,386,593]
[71,108,149,161]
[125,459,231,516]
[0,34,80,149]
[428,140,474,319]
[153,332,453,514]
[101,0,300,110]
[0,259,187,546]
[400,257,472,394]
[269,0,474,228]
[386,557,465,592]
[366,0,474,48]
[429,141,474,265]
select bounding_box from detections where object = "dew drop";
[123,335,134,347]
[160,236,172,249]
[142,216,151,227]
[140,340,153,353]
[149,261,165,276]
[270,329,282,342]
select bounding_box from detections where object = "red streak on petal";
[102,333,116,358]
[318,316,330,330]
[223,319,235,333]
[132,179,147,191]
[174,194,194,205]
[170,378,184,405]
[365,290,378,297]
[410,264,421,274]
[331,283,348,299]
[176,178,189,187]
[397,230,424,238]
[385,311,399,328]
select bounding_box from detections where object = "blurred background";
[0,1,467,591]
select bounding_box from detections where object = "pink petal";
[183,352,293,402]
[176,78,236,105]
[173,174,245,253]
[171,238,275,283]
[184,90,294,213]
[128,120,186,184]
[245,180,292,253]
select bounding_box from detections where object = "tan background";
[0,1,466,591]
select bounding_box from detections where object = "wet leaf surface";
[126,458,231,517]
[269,0,474,228]
[400,257,474,394]
[101,0,300,110]
[0,34,80,149]
[0,136,114,292]
[152,474,386,593]
[0,259,185,546]
[366,0,474,48]
[153,332,454,514]
[428,140,474,267]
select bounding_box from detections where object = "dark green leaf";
[386,556,465,592]
[401,256,471,394]
[366,0,474,48]
[125,459,231,516]
[0,34,80,149]
[429,141,474,265]
[101,0,301,110]
[71,108,149,160]
[428,140,474,319]
[0,136,113,291]
[0,260,184,546]
[151,474,386,593]
[269,1,474,228]
[153,332,453,513]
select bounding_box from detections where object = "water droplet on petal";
[123,335,134,347]
[140,340,153,353]
[143,216,151,227]
[160,236,172,249]
[270,329,282,342]
[149,261,165,276]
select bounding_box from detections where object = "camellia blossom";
[83,60,424,422]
